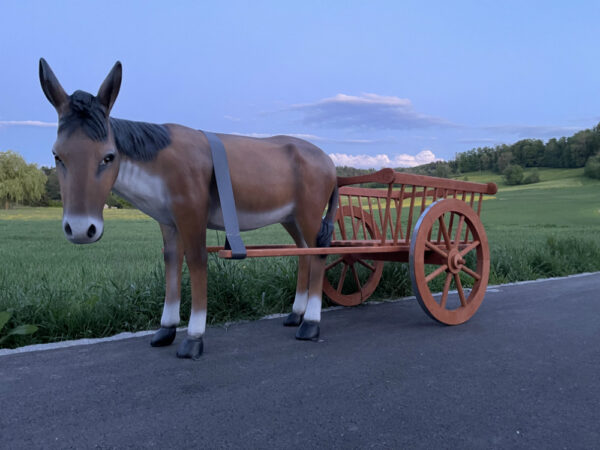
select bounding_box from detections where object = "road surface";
[1,273,599,448]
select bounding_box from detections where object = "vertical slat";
[419,186,427,216]
[435,189,448,243]
[405,185,417,242]
[348,194,358,239]
[380,183,393,244]
[367,196,375,238]
[393,184,405,243]
[376,197,384,230]
[464,192,476,243]
[358,195,367,239]
[477,193,483,216]
[338,193,347,239]
[448,190,458,243]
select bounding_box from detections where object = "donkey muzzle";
[62,215,104,244]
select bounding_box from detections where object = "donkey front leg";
[151,224,184,347]
[296,255,326,341]
[176,238,208,360]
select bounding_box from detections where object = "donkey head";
[39,59,122,244]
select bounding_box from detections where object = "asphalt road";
[1,273,599,449]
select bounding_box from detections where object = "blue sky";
[1,1,599,168]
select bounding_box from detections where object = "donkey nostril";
[64,223,72,236]
[87,224,97,239]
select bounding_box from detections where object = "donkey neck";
[112,156,174,225]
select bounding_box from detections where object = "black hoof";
[150,326,177,347]
[176,337,204,360]
[283,312,303,327]
[295,320,320,341]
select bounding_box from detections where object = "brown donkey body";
[40,59,338,359]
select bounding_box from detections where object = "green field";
[1,167,599,348]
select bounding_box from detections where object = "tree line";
[337,122,600,184]
[453,123,600,173]
[3,122,600,208]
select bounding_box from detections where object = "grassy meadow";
[1,167,599,348]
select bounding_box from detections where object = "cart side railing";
[333,168,497,247]
[216,168,497,258]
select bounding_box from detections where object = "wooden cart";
[214,168,498,325]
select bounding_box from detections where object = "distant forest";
[337,122,600,179]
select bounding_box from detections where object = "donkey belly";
[207,202,294,232]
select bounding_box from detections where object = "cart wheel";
[409,199,490,325]
[323,206,384,306]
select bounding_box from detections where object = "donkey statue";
[39,59,338,360]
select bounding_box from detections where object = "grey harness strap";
[202,131,246,259]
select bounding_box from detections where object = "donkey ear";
[97,61,122,114]
[39,58,68,110]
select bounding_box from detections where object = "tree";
[0,151,47,209]
[41,167,61,201]
[503,164,524,185]
[497,151,514,173]
[522,168,540,184]
[584,154,600,179]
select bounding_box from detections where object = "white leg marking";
[292,291,309,315]
[187,309,207,338]
[304,295,322,322]
[160,301,180,327]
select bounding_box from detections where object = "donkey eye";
[100,154,115,166]
[53,153,64,166]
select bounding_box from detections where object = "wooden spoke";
[461,265,481,281]
[439,216,452,249]
[425,264,448,283]
[454,274,467,307]
[460,240,480,257]
[325,257,344,271]
[350,264,362,291]
[324,207,384,307]
[425,240,448,259]
[453,215,465,247]
[357,259,376,272]
[440,272,452,309]
[337,264,348,293]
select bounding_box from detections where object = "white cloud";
[0,120,57,128]
[290,93,455,130]
[329,150,441,169]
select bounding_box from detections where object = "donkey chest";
[113,161,174,224]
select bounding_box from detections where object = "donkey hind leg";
[284,220,327,341]
[296,255,326,341]
[151,224,184,347]
[282,222,309,327]
[176,228,208,360]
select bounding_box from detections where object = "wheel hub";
[447,248,465,274]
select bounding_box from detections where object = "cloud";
[0,120,57,128]
[457,138,502,144]
[483,124,584,138]
[290,93,455,130]
[329,150,441,169]
[228,131,391,145]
